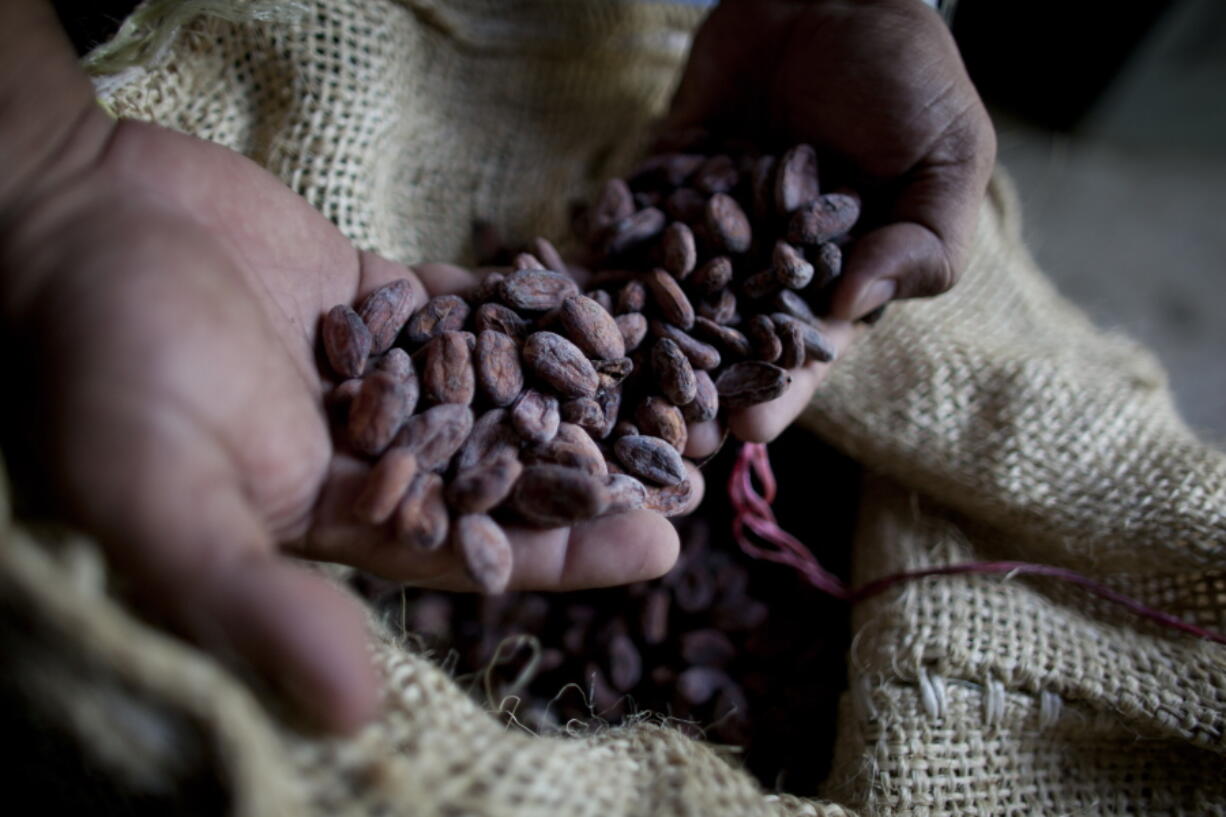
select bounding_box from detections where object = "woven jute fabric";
[1,0,1221,814]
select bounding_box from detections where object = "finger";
[684,419,724,460]
[828,155,990,321]
[356,250,427,311]
[304,455,682,591]
[411,261,481,297]
[726,318,857,442]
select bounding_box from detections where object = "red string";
[726,442,1226,646]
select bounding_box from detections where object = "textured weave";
[1,0,1222,814]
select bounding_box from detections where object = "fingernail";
[851,278,896,320]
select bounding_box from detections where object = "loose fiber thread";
[728,442,1226,645]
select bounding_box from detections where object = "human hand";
[667,0,995,449]
[0,120,683,733]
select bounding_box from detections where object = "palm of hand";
[8,120,680,731]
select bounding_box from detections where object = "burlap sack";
[2,0,1222,814]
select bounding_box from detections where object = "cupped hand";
[667,0,994,451]
[0,120,682,733]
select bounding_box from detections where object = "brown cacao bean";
[559,295,625,360]
[587,178,635,235]
[422,331,475,405]
[645,267,695,329]
[510,389,560,446]
[813,241,842,287]
[604,473,647,513]
[715,361,791,408]
[604,207,666,256]
[395,402,474,471]
[692,154,738,195]
[636,396,687,454]
[704,193,751,254]
[348,372,412,456]
[613,435,687,486]
[561,397,606,437]
[522,331,599,398]
[532,237,568,276]
[692,316,750,360]
[774,143,819,214]
[615,312,648,352]
[772,240,814,289]
[775,316,805,369]
[323,304,372,379]
[455,514,513,594]
[405,294,469,345]
[615,280,647,314]
[745,315,782,363]
[660,222,697,279]
[354,447,419,525]
[447,457,524,514]
[770,313,836,363]
[691,256,733,295]
[357,278,417,354]
[474,329,524,406]
[509,464,611,527]
[527,422,607,477]
[474,302,530,341]
[787,192,861,245]
[456,408,519,471]
[500,269,580,312]
[652,338,697,406]
[681,370,719,423]
[651,321,722,371]
[395,472,449,550]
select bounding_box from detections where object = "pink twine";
[727,442,1226,646]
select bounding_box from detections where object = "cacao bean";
[474,329,524,407]
[522,331,599,398]
[644,267,695,330]
[613,435,687,486]
[509,464,611,527]
[715,361,791,408]
[395,402,474,471]
[652,338,697,406]
[322,304,372,379]
[348,371,412,456]
[510,389,560,446]
[422,331,475,406]
[455,514,513,594]
[395,472,449,550]
[357,278,416,354]
[559,295,625,360]
[405,294,469,345]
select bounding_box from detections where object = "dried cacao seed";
[772,241,814,289]
[775,317,805,369]
[500,269,580,312]
[510,389,560,446]
[692,317,750,360]
[373,347,414,383]
[812,241,842,287]
[692,154,737,195]
[696,289,738,325]
[691,256,733,295]
[704,193,751,254]
[348,372,412,456]
[474,329,524,407]
[652,338,697,406]
[660,222,697,279]
[651,321,722,371]
[636,396,687,454]
[522,331,599,398]
[405,294,469,345]
[559,295,625,360]
[561,397,606,437]
[447,457,524,514]
[605,473,647,513]
[357,278,417,354]
[604,207,666,256]
[422,331,475,405]
[615,280,647,314]
[527,422,608,477]
[455,514,513,594]
[354,447,419,525]
[532,237,568,275]
[456,408,519,470]
[395,402,474,471]
[613,435,687,486]
[509,464,611,527]
[615,312,648,352]
[715,361,791,408]
[681,370,719,423]
[322,304,372,379]
[474,302,530,341]
[645,267,695,330]
[395,472,449,550]
[787,192,861,245]
[774,143,819,214]
[587,178,635,235]
[770,313,836,363]
[745,315,782,363]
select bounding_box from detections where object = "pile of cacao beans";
[357,428,858,793]
[320,137,866,593]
